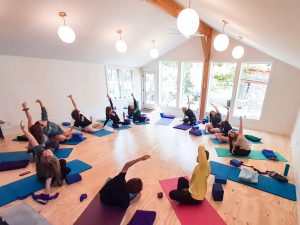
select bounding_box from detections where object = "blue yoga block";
[215,176,227,184]
[62,122,71,127]
[72,133,84,141]
[66,173,82,185]
[189,130,202,136]
[192,125,199,130]
[212,183,224,201]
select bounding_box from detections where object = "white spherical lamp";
[57,26,76,43]
[57,12,76,44]
[115,40,127,53]
[214,33,229,52]
[177,8,199,36]
[232,46,244,59]
[150,48,159,59]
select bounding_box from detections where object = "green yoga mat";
[215,148,288,162]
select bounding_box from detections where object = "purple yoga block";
[189,130,202,136]
[215,176,227,184]
[127,210,156,225]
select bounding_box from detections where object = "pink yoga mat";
[159,177,226,225]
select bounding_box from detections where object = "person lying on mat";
[23,99,72,142]
[100,155,151,208]
[182,100,197,125]
[103,94,130,128]
[128,93,146,122]
[169,144,210,205]
[21,102,59,150]
[20,121,70,195]
[214,107,233,143]
[67,95,103,132]
[205,103,222,133]
[228,117,251,156]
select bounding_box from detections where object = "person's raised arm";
[121,155,151,173]
[36,99,48,121]
[20,121,39,147]
[67,95,78,110]
[131,93,138,110]
[211,103,220,113]
[225,108,230,122]
[107,94,114,109]
[238,116,243,135]
[22,102,33,128]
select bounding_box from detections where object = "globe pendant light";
[214,20,229,52]
[115,30,127,53]
[177,0,199,37]
[232,36,245,59]
[57,12,76,43]
[150,40,159,59]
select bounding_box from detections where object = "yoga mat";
[0,159,92,206]
[200,130,211,135]
[133,121,149,126]
[74,127,114,137]
[155,118,174,126]
[159,177,226,225]
[209,161,297,201]
[0,151,29,162]
[173,124,193,130]
[1,203,52,225]
[62,137,87,145]
[127,210,156,225]
[100,120,132,130]
[74,193,126,225]
[54,148,73,159]
[215,148,288,162]
[209,138,227,145]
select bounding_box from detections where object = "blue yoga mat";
[133,121,149,126]
[100,120,132,130]
[0,159,92,207]
[200,130,211,135]
[74,127,114,137]
[62,137,87,145]
[54,148,73,159]
[0,151,29,163]
[155,118,173,126]
[209,138,227,145]
[209,161,296,201]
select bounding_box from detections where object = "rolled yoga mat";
[215,148,287,162]
[74,193,126,225]
[159,177,226,225]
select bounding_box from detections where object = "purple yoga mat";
[155,118,174,126]
[173,124,193,130]
[127,210,156,225]
[74,193,126,225]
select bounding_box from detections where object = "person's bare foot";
[0,120,5,124]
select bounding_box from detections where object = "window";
[180,62,203,110]
[106,68,133,98]
[233,63,272,120]
[206,63,237,114]
[159,61,178,107]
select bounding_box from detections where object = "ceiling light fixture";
[177,0,199,37]
[150,40,159,59]
[57,11,76,43]
[232,36,245,59]
[115,30,127,53]
[213,20,229,52]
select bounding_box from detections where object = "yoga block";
[72,133,84,141]
[157,192,163,198]
[124,119,131,125]
[62,122,71,127]
[212,183,224,201]
[192,125,199,130]
[189,130,202,136]
[230,159,243,167]
[66,173,82,185]
[215,176,227,184]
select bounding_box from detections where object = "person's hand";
[67,95,72,98]
[141,155,151,161]
[240,116,242,120]
[20,121,25,130]
[35,99,42,104]
[22,102,28,109]
[107,94,111,99]
[131,93,134,97]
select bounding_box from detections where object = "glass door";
[143,72,156,109]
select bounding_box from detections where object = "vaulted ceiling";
[0,0,300,69]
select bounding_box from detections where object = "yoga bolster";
[189,130,202,136]
[123,119,131,125]
[244,134,261,142]
[0,160,29,172]
[66,173,82,185]
[284,164,290,176]
[262,149,277,159]
[72,133,84,141]
[160,113,175,119]
[230,159,243,167]
[212,183,224,201]
[62,122,71,127]
[215,176,227,184]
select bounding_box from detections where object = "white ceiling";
[0,0,300,69]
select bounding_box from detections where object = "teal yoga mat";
[0,159,92,206]
[62,137,87,145]
[99,120,132,130]
[210,137,262,145]
[215,148,287,162]
[74,127,114,137]
[209,161,296,201]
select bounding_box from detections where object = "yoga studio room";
[1,0,300,225]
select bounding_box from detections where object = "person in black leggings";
[215,107,233,142]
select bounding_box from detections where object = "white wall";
[292,109,300,225]
[0,55,141,134]
[142,33,300,135]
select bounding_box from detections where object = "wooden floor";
[0,113,297,225]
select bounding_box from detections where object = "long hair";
[106,106,112,119]
[71,109,80,121]
[41,155,62,186]
[228,132,238,151]
[29,122,44,144]
[209,111,215,122]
